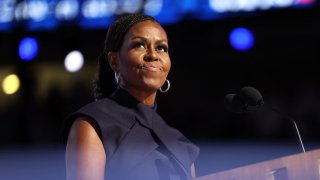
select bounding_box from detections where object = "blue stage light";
[0,0,15,31]
[79,0,116,29]
[24,0,59,30]
[19,37,39,61]
[229,27,254,51]
[144,0,182,25]
[0,0,318,31]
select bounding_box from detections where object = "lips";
[142,64,161,72]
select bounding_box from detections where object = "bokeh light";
[64,50,84,72]
[2,74,20,95]
[229,27,255,51]
[18,37,39,61]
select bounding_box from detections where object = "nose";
[144,48,159,62]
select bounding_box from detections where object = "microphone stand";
[265,106,306,153]
[225,90,306,153]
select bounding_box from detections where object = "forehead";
[125,20,168,40]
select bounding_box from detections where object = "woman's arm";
[191,163,196,178]
[66,118,106,180]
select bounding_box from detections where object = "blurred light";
[28,0,49,22]
[145,0,182,25]
[274,0,295,7]
[229,27,254,51]
[144,0,163,16]
[116,0,143,14]
[14,0,49,22]
[195,0,220,20]
[55,0,79,20]
[27,0,59,30]
[258,1,273,10]
[82,0,117,18]
[209,0,233,13]
[236,0,257,12]
[79,0,116,29]
[64,50,84,72]
[19,37,39,61]
[0,0,15,30]
[295,0,315,4]
[2,74,20,95]
[14,1,28,21]
[0,0,16,23]
[209,0,297,12]
[0,0,318,31]
[180,0,197,13]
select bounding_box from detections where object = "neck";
[120,85,157,106]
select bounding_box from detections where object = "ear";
[107,52,119,73]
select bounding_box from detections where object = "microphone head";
[224,93,247,113]
[238,86,264,107]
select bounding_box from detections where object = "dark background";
[1,3,320,179]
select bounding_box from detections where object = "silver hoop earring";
[114,72,120,84]
[160,79,170,93]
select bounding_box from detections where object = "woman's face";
[115,20,171,93]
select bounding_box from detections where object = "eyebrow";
[131,36,168,44]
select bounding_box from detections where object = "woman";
[64,13,199,180]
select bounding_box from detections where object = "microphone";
[224,86,306,153]
[224,86,264,113]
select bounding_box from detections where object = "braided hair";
[93,13,158,100]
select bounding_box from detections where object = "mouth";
[142,64,161,72]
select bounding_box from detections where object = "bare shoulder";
[67,117,101,143]
[66,117,106,180]
[66,116,105,156]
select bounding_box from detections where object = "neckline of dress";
[110,87,157,129]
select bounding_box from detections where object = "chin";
[143,85,160,92]
[142,78,163,88]
[141,83,161,93]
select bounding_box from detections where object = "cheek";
[164,57,171,74]
[120,53,141,72]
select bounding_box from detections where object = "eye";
[156,45,168,53]
[133,42,146,49]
